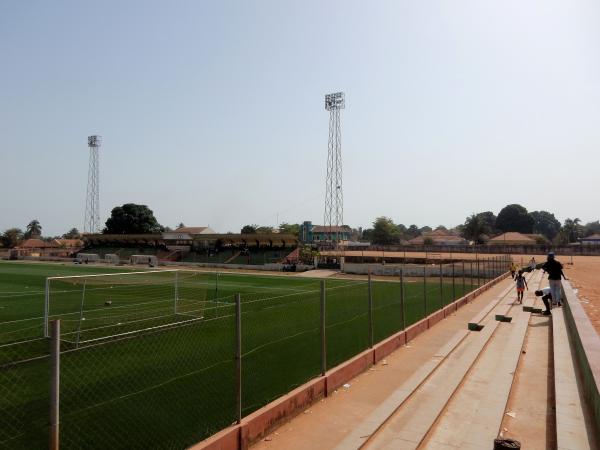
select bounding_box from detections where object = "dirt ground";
[560,255,600,336]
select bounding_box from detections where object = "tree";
[529,211,561,240]
[419,226,432,234]
[462,214,488,243]
[62,228,81,239]
[406,225,420,238]
[495,204,534,233]
[583,220,600,237]
[361,228,374,241]
[177,222,185,229]
[256,226,273,234]
[371,217,400,245]
[557,218,583,244]
[24,220,42,239]
[278,223,300,237]
[104,204,163,234]
[1,228,23,248]
[477,211,497,235]
[241,225,257,234]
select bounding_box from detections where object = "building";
[408,229,467,246]
[162,226,216,250]
[11,238,83,258]
[299,221,352,244]
[488,232,537,246]
[580,234,600,245]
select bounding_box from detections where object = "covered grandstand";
[81,231,298,266]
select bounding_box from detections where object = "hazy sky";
[1,0,599,236]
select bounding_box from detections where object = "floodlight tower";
[84,135,102,233]
[324,92,345,246]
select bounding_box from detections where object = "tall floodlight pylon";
[84,135,102,233]
[324,92,345,246]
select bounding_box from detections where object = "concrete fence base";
[561,281,600,437]
[189,272,510,450]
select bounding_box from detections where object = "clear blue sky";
[1,0,598,236]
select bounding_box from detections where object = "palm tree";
[25,220,42,238]
[560,218,582,243]
[462,214,487,243]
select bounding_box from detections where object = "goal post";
[43,269,215,343]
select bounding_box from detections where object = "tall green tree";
[406,225,420,238]
[583,220,600,237]
[477,211,497,235]
[256,226,273,234]
[104,204,163,234]
[371,217,400,245]
[558,218,583,243]
[496,204,534,233]
[241,225,257,234]
[529,211,561,240]
[278,223,300,236]
[462,214,488,243]
[1,228,24,248]
[62,228,81,239]
[24,220,42,238]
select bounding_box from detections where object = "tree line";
[2,202,598,248]
[364,204,599,246]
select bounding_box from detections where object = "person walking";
[541,252,568,306]
[514,270,528,304]
[528,257,537,272]
[509,261,517,279]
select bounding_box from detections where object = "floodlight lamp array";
[88,135,102,147]
[325,92,345,111]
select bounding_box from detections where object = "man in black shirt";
[541,252,568,306]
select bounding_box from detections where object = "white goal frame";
[44,269,181,338]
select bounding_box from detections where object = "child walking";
[515,270,528,303]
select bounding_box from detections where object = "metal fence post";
[462,260,465,296]
[235,293,242,424]
[476,258,480,286]
[174,271,179,314]
[50,319,60,450]
[423,266,427,316]
[452,263,456,301]
[75,281,86,349]
[400,268,406,330]
[320,280,326,376]
[368,271,374,348]
[44,278,50,338]
[439,263,443,307]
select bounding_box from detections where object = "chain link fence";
[0,256,509,449]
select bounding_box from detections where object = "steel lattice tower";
[324,92,345,245]
[84,135,102,233]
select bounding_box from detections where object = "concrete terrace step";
[356,277,533,449]
[417,270,544,450]
[467,271,534,331]
[553,304,596,450]
[331,329,470,450]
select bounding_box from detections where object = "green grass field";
[0,261,480,450]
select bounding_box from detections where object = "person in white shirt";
[534,287,552,315]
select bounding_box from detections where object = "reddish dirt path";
[560,256,600,336]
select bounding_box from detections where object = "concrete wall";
[343,262,496,277]
[160,261,314,272]
[562,281,600,436]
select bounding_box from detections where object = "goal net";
[44,269,227,346]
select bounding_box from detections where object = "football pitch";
[0,261,478,449]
